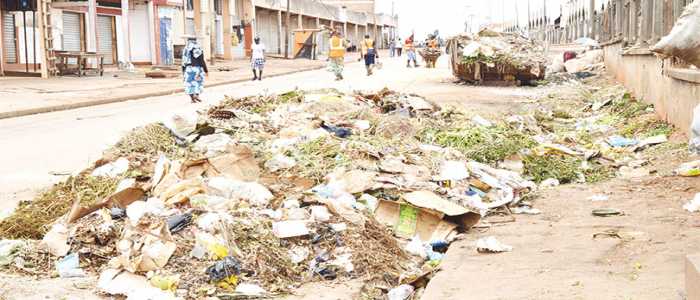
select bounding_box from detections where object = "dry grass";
[0,175,119,239]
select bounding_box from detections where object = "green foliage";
[421,125,535,163]
[523,154,581,184]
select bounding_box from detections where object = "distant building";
[320,0,375,14]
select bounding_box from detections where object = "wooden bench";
[55,51,105,77]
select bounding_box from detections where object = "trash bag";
[690,104,700,154]
[651,0,700,67]
[320,121,352,138]
[166,212,193,233]
[206,256,242,281]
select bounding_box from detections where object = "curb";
[0,65,326,120]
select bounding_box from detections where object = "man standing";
[389,38,396,57]
[405,37,418,68]
[328,31,347,81]
[395,38,403,57]
[360,34,377,76]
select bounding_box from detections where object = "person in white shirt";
[395,38,403,57]
[251,37,266,81]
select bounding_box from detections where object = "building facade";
[320,0,374,14]
[0,0,394,77]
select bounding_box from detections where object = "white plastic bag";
[651,0,700,67]
[690,104,700,154]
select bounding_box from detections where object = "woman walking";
[182,39,208,103]
[251,37,266,81]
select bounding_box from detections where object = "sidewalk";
[0,58,326,119]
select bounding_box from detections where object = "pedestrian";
[182,38,208,103]
[360,34,377,76]
[251,37,266,81]
[395,38,403,57]
[327,31,347,81]
[405,38,418,68]
[389,38,396,57]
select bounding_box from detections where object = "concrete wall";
[603,42,700,133]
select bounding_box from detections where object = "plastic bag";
[690,104,700,154]
[651,0,700,67]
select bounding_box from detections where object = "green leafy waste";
[420,124,535,164]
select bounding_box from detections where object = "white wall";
[115,15,127,63]
[130,4,152,62]
[51,9,63,50]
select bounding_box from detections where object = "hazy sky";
[374,0,575,40]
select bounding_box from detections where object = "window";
[186,17,195,35]
[214,0,223,15]
[186,0,194,11]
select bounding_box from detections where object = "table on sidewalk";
[55,51,105,77]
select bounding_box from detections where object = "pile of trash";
[652,0,700,68]
[0,88,550,299]
[446,29,547,85]
[547,49,604,80]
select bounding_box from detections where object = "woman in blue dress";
[182,39,208,103]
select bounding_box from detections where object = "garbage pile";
[0,88,552,299]
[652,0,700,68]
[446,29,547,85]
[0,65,678,299]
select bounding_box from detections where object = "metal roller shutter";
[62,12,81,52]
[255,9,278,54]
[2,12,16,63]
[97,15,115,64]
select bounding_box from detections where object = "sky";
[374,0,582,40]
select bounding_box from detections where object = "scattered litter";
[206,256,242,289]
[512,206,542,215]
[149,274,180,291]
[587,195,609,202]
[676,161,700,177]
[235,283,266,296]
[388,284,415,300]
[433,160,470,181]
[619,166,650,179]
[690,104,700,154]
[92,158,130,177]
[405,236,428,259]
[56,253,86,278]
[540,178,560,188]
[320,121,352,138]
[476,236,513,253]
[0,240,25,266]
[310,206,331,222]
[471,115,493,127]
[272,220,310,238]
[40,223,71,257]
[651,0,700,67]
[193,133,234,157]
[684,193,700,213]
[591,208,623,217]
[264,154,297,172]
[166,212,193,233]
[606,135,638,148]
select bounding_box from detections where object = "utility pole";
[527,0,531,29]
[515,0,520,30]
[210,0,216,65]
[284,0,290,59]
